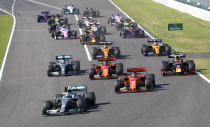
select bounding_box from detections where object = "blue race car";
[37,11,51,23]
[62,4,80,14]
[120,24,144,38]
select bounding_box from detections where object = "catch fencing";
[175,0,210,11]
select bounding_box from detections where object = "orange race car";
[89,57,123,80]
[92,42,120,59]
[114,68,155,93]
[141,39,171,56]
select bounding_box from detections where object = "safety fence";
[175,0,210,11]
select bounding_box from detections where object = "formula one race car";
[47,55,80,76]
[83,8,100,17]
[108,13,123,26]
[141,39,171,56]
[51,25,78,40]
[115,17,132,31]
[161,53,195,76]
[62,4,79,14]
[120,24,144,38]
[92,42,120,59]
[37,11,51,23]
[78,17,94,28]
[115,68,155,93]
[42,85,96,116]
[48,17,68,33]
[80,32,106,45]
[47,14,64,26]
[89,57,123,80]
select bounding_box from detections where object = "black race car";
[161,53,195,76]
[83,8,100,17]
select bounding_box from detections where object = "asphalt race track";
[0,0,210,127]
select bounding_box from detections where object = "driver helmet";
[103,45,108,49]
[154,40,158,46]
[131,73,136,78]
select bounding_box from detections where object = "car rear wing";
[147,39,162,43]
[56,55,72,60]
[97,57,116,61]
[127,68,147,72]
[64,85,87,92]
[168,53,185,58]
[89,22,100,25]
[82,16,92,19]
[98,41,112,45]
[41,11,50,15]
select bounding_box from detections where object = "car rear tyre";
[116,63,123,75]
[72,61,80,74]
[115,80,122,92]
[85,92,96,106]
[89,67,96,79]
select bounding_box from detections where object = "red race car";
[89,57,123,80]
[114,68,155,93]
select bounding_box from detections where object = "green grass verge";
[194,57,210,79]
[112,0,210,53]
[0,15,13,69]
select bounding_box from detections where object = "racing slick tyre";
[85,92,96,106]
[80,35,86,44]
[139,29,144,38]
[71,31,77,37]
[78,20,83,28]
[99,26,106,34]
[165,45,171,55]
[47,65,54,76]
[187,60,195,72]
[146,74,155,88]
[51,32,56,38]
[64,18,68,25]
[77,98,85,113]
[89,67,96,79]
[120,30,126,38]
[115,80,122,92]
[116,63,123,75]
[95,10,100,17]
[114,47,121,57]
[141,44,148,56]
[43,100,53,115]
[72,61,80,74]
[145,77,153,89]
[92,47,98,59]
[161,61,168,76]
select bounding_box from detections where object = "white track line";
[109,0,210,84]
[0,0,16,81]
[73,14,92,61]
[27,0,92,61]
[28,0,61,10]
